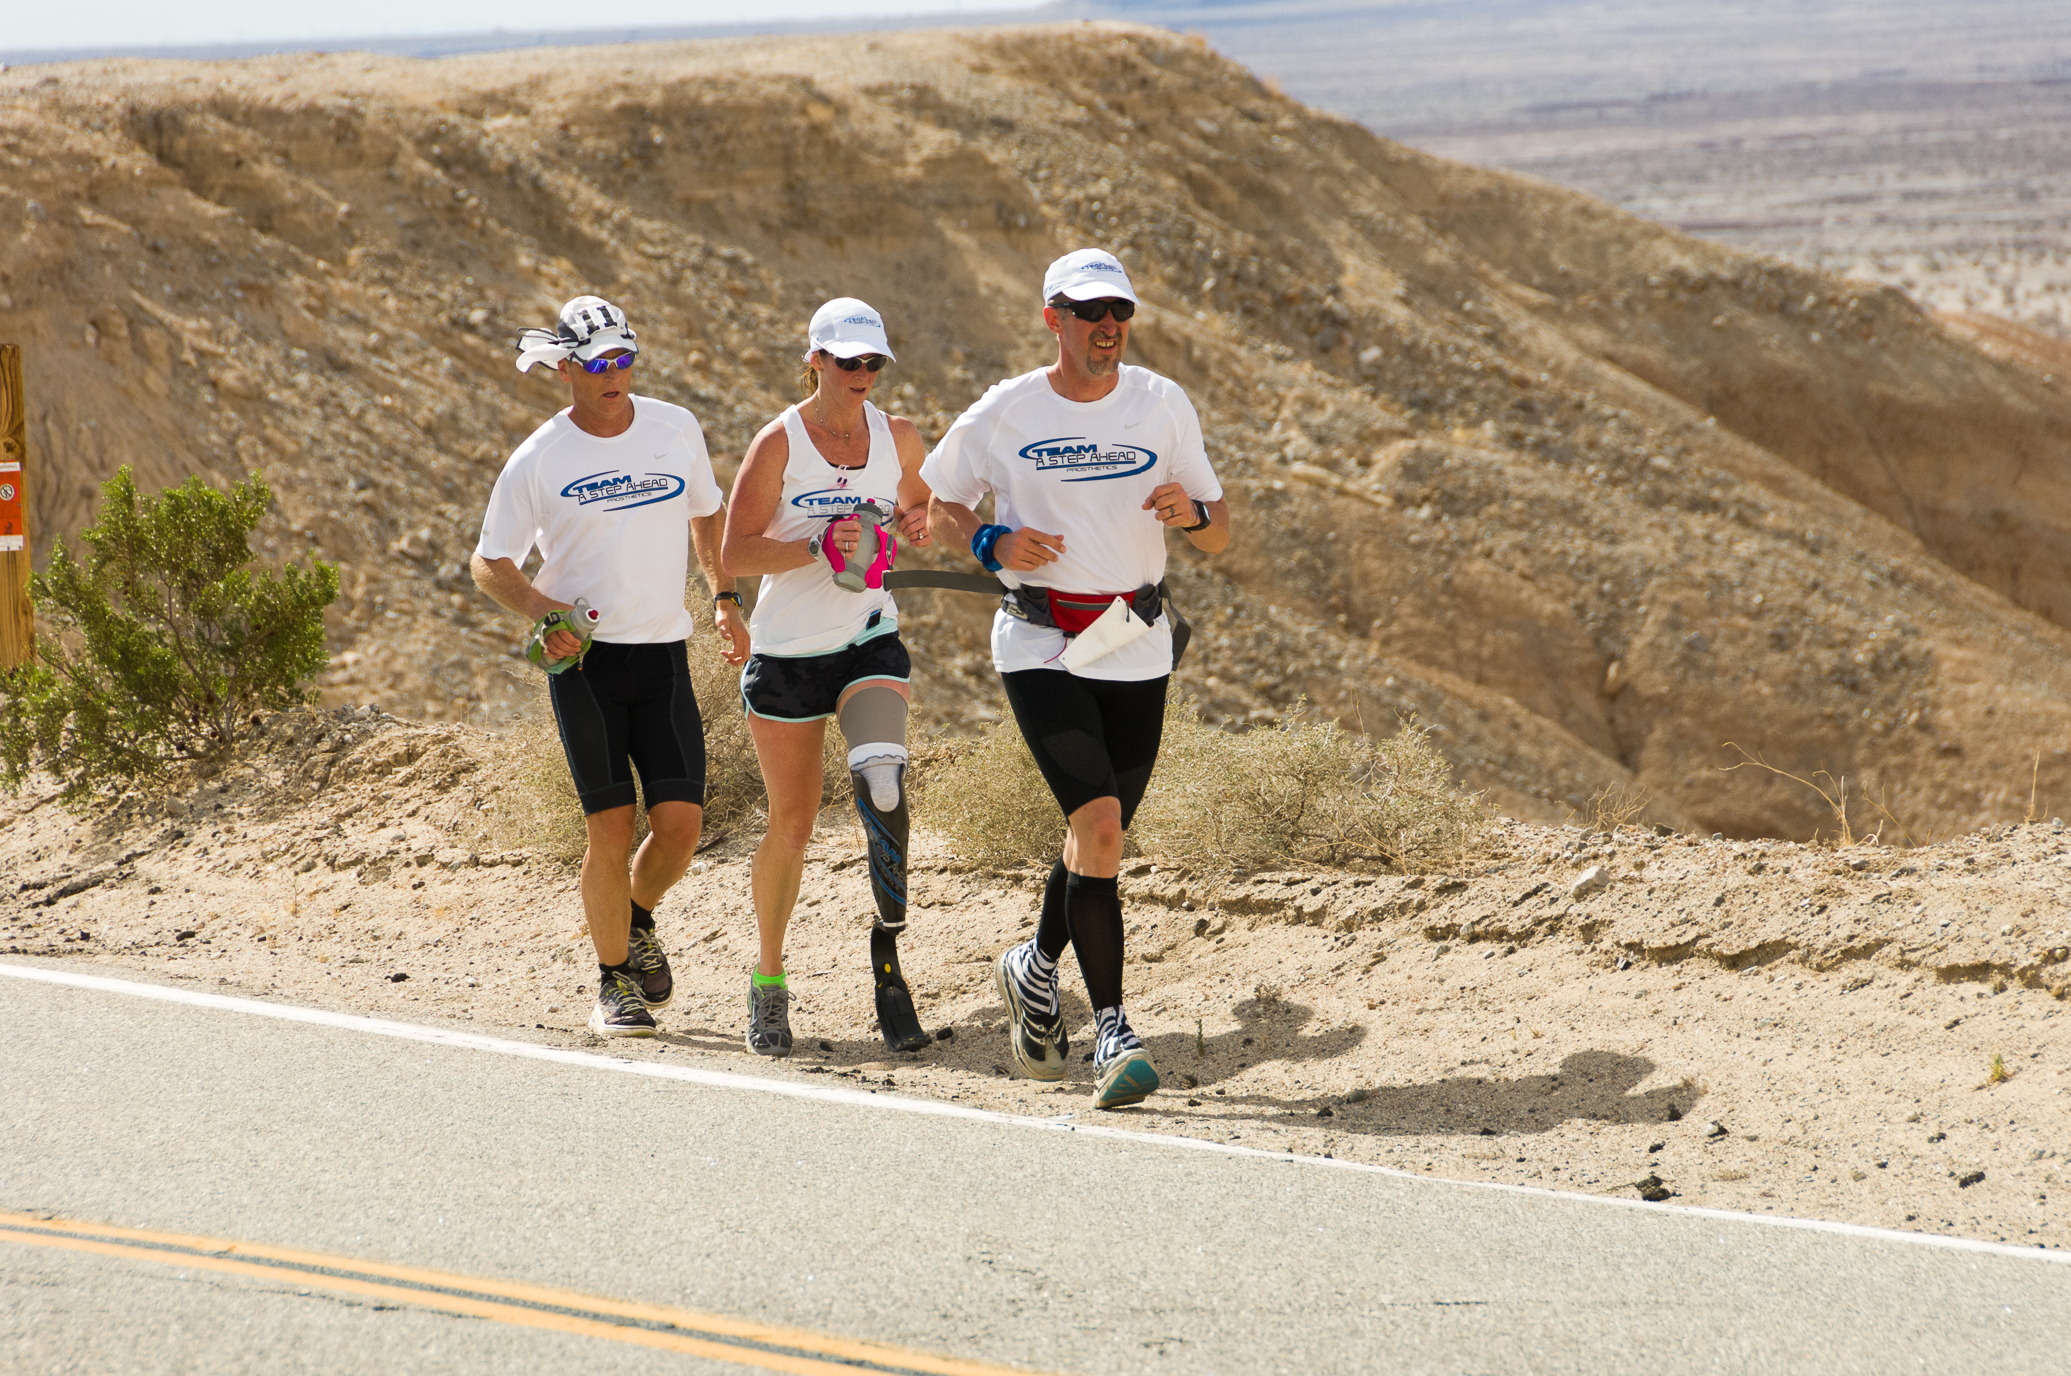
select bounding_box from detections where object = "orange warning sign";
[0,458,20,553]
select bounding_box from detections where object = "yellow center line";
[0,1211,1044,1376]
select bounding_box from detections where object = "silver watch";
[806,531,824,560]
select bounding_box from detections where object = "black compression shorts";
[740,631,911,722]
[998,669,1169,824]
[547,640,706,815]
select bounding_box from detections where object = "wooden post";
[0,344,30,670]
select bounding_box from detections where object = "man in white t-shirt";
[471,296,748,1038]
[923,249,1230,1110]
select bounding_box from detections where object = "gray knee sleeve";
[839,686,909,811]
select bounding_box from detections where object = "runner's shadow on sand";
[925,992,1369,1090]
[1203,1048,1697,1137]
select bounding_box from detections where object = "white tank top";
[748,402,902,657]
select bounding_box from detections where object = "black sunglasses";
[575,353,636,374]
[1050,296,1136,323]
[826,353,889,373]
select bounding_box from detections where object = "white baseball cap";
[1042,248,1139,305]
[807,298,896,360]
[514,295,639,372]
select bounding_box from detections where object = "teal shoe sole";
[1095,1052,1160,1110]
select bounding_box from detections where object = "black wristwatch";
[1181,500,1212,533]
[714,591,743,608]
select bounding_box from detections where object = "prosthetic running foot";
[852,758,929,1052]
[873,936,931,1054]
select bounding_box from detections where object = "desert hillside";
[3,24,2071,838]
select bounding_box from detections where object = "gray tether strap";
[881,571,1006,594]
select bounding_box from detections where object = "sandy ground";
[5,707,2069,1253]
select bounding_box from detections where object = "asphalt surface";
[2,959,2067,1375]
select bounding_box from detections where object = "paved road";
[2,960,2066,1375]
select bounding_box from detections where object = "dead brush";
[1134,699,1492,874]
[922,694,1490,873]
[1567,782,1653,835]
[1719,743,1932,847]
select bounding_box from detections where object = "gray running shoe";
[626,926,673,1009]
[994,945,1068,1082]
[588,968,657,1039]
[745,976,793,1058]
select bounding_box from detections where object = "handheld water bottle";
[828,502,896,592]
[525,597,600,674]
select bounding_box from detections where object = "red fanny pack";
[1044,590,1129,635]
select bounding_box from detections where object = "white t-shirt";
[921,365,1223,681]
[474,396,724,645]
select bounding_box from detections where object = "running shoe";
[626,925,673,1009]
[1094,1048,1160,1110]
[745,977,793,1058]
[993,945,1069,1082]
[588,967,657,1039]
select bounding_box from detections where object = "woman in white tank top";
[720,298,936,1058]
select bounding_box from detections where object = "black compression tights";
[1065,872,1125,1011]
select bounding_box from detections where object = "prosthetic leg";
[841,688,930,1053]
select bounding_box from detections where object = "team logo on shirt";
[1016,437,1158,481]
[560,469,686,511]
[791,487,870,512]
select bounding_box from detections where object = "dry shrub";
[485,677,587,865]
[1571,782,1653,835]
[1136,698,1490,873]
[923,691,1491,874]
[911,716,1065,867]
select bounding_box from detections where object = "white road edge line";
[6,959,2066,1267]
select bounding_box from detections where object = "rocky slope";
[3,26,2070,837]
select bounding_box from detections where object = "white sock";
[847,743,909,812]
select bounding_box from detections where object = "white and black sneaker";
[746,977,793,1058]
[994,941,1069,1081]
[588,967,657,1039]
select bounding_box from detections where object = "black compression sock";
[1065,872,1125,1012]
[597,960,636,981]
[629,900,655,932]
[1036,857,1071,961]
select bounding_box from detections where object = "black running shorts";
[546,640,707,815]
[998,669,1169,825]
[740,631,911,722]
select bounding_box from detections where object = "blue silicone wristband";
[972,523,1010,573]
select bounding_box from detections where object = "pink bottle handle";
[863,533,896,589]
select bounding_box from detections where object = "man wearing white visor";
[473,295,748,1038]
[923,249,1231,1109]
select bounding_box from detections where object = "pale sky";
[5,0,1001,56]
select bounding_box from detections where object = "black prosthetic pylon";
[851,765,909,932]
[854,765,928,1052]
